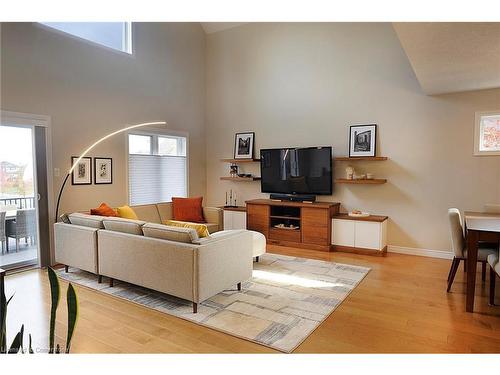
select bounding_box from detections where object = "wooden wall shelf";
[220,176,261,182]
[334,156,388,161]
[221,158,261,163]
[335,178,387,184]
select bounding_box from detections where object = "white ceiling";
[393,22,500,95]
[200,22,245,34]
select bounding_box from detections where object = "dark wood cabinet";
[246,199,339,252]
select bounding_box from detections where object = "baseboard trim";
[387,245,453,260]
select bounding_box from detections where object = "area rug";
[57,253,370,352]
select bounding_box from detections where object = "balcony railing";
[0,197,35,209]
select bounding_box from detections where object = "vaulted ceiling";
[393,22,500,95]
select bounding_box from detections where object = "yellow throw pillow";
[117,205,139,220]
[164,220,210,238]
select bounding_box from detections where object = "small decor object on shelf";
[225,189,238,208]
[71,156,92,185]
[349,124,377,157]
[348,210,370,218]
[366,173,374,179]
[230,164,239,177]
[234,132,255,159]
[346,166,354,180]
[94,157,112,184]
[274,223,300,230]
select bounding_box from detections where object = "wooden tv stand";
[246,199,340,252]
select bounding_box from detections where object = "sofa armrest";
[203,206,223,232]
[196,230,253,302]
[54,222,98,273]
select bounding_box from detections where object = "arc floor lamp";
[55,121,167,221]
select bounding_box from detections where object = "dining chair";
[6,209,37,252]
[447,208,498,292]
[488,252,499,305]
[484,204,500,213]
[0,211,6,255]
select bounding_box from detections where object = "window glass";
[158,136,186,156]
[39,22,132,53]
[128,134,151,155]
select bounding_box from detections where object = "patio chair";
[0,212,6,255]
[6,209,37,252]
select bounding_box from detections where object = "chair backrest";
[15,209,37,237]
[0,211,5,239]
[484,204,500,213]
[448,208,465,258]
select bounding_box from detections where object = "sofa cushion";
[205,223,219,234]
[172,197,205,223]
[130,204,161,223]
[68,213,105,229]
[90,202,118,217]
[156,202,173,223]
[117,205,139,220]
[142,223,199,243]
[164,219,210,238]
[102,217,146,235]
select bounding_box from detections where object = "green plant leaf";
[47,267,60,354]
[65,283,78,353]
[29,333,34,354]
[0,292,14,354]
[8,324,23,354]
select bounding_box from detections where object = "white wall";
[206,23,500,252]
[1,22,206,214]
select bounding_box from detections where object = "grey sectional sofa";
[54,203,253,313]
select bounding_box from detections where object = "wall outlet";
[54,168,60,177]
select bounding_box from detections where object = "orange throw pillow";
[90,203,118,217]
[172,197,205,223]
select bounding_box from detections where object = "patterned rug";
[57,253,370,352]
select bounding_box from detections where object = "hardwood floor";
[4,245,500,353]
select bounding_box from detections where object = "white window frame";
[36,22,134,55]
[125,129,189,205]
[474,111,500,156]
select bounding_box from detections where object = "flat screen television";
[260,146,333,195]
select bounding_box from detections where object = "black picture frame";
[71,156,92,185]
[349,124,377,158]
[94,157,113,185]
[234,132,255,159]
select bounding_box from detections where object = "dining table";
[464,211,500,312]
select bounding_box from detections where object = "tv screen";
[260,146,333,195]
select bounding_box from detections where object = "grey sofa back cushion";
[142,222,199,243]
[102,217,146,235]
[68,213,105,229]
[129,204,161,223]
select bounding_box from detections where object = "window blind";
[128,154,187,205]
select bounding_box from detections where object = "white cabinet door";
[223,210,233,230]
[354,221,380,250]
[332,219,355,247]
[232,211,247,230]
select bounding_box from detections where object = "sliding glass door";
[0,124,40,269]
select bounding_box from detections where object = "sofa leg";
[98,275,103,284]
[64,265,69,273]
[237,282,242,291]
[193,302,197,313]
[109,278,114,287]
[490,267,496,306]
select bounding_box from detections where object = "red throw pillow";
[90,203,118,217]
[172,197,205,223]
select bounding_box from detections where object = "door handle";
[37,194,41,201]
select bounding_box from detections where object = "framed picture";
[234,132,255,159]
[71,156,92,185]
[474,111,500,156]
[94,157,113,184]
[349,124,377,157]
